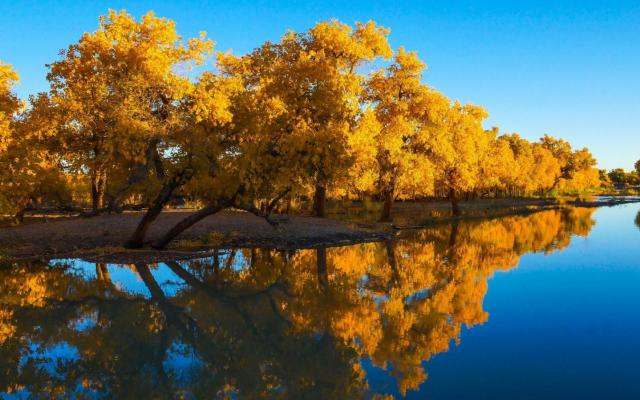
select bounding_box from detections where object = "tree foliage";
[1,9,603,239]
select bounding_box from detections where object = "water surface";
[1,205,639,399]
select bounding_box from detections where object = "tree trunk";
[11,197,32,225]
[124,172,191,249]
[313,185,326,218]
[12,207,26,225]
[449,188,461,216]
[285,195,292,215]
[147,139,166,180]
[91,169,107,212]
[151,203,227,250]
[379,184,395,222]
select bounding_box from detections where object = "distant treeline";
[600,162,640,189]
[1,10,602,248]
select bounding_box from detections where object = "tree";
[218,19,392,218]
[428,101,491,215]
[127,19,394,249]
[0,61,23,219]
[364,48,446,221]
[0,63,69,223]
[125,70,241,248]
[539,134,599,192]
[45,10,212,213]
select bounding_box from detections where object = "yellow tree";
[46,10,212,213]
[0,61,19,145]
[0,61,22,219]
[539,134,599,192]
[218,20,392,217]
[490,133,560,196]
[125,71,241,248]
[365,48,447,221]
[479,129,516,195]
[0,63,69,223]
[130,20,395,249]
[428,101,491,215]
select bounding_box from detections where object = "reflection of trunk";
[448,221,459,248]
[91,168,107,212]
[125,171,192,249]
[135,264,168,302]
[447,221,459,264]
[313,185,326,218]
[96,263,111,284]
[135,263,197,339]
[166,261,212,294]
[213,249,220,275]
[151,203,227,250]
[316,247,328,290]
[385,240,400,285]
[449,187,460,216]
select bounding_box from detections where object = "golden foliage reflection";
[0,208,595,398]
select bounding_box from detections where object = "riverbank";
[1,197,639,263]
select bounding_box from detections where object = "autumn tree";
[0,61,22,219]
[126,20,394,249]
[539,134,599,192]
[45,10,212,213]
[428,101,491,215]
[364,48,447,221]
[124,70,241,248]
[0,62,70,223]
[217,20,392,218]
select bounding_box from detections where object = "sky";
[0,0,638,170]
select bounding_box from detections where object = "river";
[1,204,639,399]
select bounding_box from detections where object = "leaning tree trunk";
[151,203,227,250]
[449,187,461,216]
[124,172,191,249]
[313,184,326,218]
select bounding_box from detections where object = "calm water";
[1,205,640,399]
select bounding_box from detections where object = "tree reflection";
[0,208,596,398]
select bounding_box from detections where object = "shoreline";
[1,197,639,264]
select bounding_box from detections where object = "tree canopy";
[0,9,603,245]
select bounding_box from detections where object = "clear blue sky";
[1,0,638,170]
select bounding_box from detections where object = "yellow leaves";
[0,61,19,96]
[0,61,21,151]
[0,306,16,345]
[191,72,241,125]
[2,14,603,219]
[353,21,393,60]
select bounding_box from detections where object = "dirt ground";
[0,209,389,262]
[1,197,638,262]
